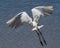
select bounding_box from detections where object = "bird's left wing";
[6,12,32,28]
[31,6,53,22]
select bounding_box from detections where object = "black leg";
[35,30,43,46]
[38,29,47,45]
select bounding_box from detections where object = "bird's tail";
[32,25,44,31]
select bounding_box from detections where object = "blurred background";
[0,0,60,48]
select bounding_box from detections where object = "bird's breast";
[32,21,38,28]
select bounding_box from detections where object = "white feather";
[6,12,32,28]
[6,6,54,30]
[31,6,53,23]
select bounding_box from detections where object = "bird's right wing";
[6,12,32,28]
[31,6,53,23]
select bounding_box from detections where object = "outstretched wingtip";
[44,6,54,11]
[41,6,54,16]
[6,17,16,28]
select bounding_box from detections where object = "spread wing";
[31,6,54,22]
[6,12,32,28]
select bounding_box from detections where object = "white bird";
[6,6,53,46]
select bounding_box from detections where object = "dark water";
[0,0,60,48]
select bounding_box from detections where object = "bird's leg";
[34,30,43,46]
[38,29,47,45]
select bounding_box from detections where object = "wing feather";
[31,6,53,22]
[6,12,32,28]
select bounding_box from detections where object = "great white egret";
[6,6,53,46]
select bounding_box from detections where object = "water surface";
[0,0,60,48]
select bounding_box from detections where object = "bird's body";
[6,6,54,46]
[32,21,38,28]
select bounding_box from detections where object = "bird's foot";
[38,25,44,29]
[32,25,44,31]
